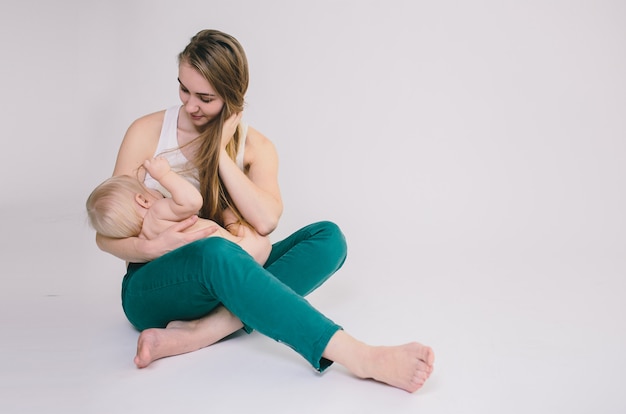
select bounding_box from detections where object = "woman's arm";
[222,207,271,265]
[98,112,213,262]
[219,120,283,235]
[96,215,215,262]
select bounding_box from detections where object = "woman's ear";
[135,193,152,208]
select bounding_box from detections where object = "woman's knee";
[313,221,348,263]
[322,220,346,245]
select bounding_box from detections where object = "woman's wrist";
[135,236,158,262]
[218,147,236,173]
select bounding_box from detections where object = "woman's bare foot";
[359,342,435,393]
[323,331,435,393]
[134,327,179,368]
[134,306,244,368]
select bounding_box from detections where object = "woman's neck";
[176,107,202,148]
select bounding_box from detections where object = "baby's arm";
[143,157,202,221]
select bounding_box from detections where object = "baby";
[87,157,271,265]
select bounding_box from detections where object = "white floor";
[1,199,625,414]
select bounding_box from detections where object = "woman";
[96,29,434,393]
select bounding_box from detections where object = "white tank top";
[144,106,248,197]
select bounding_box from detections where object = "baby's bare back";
[140,214,229,241]
[181,217,236,241]
[186,217,220,233]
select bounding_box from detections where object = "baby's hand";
[143,157,171,180]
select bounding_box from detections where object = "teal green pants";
[122,221,347,371]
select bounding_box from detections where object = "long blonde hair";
[179,29,249,226]
[86,175,146,238]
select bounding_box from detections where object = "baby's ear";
[135,193,152,208]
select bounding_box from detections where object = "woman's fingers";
[169,215,199,232]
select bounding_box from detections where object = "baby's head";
[86,175,148,238]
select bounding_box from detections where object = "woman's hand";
[97,216,218,263]
[221,112,243,151]
[143,215,219,259]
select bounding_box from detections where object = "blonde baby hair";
[86,175,147,238]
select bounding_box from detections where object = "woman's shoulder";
[114,109,167,176]
[245,126,275,150]
[127,109,167,135]
[122,110,167,149]
[244,125,278,165]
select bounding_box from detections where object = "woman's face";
[178,61,224,127]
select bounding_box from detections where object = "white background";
[1,1,625,413]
